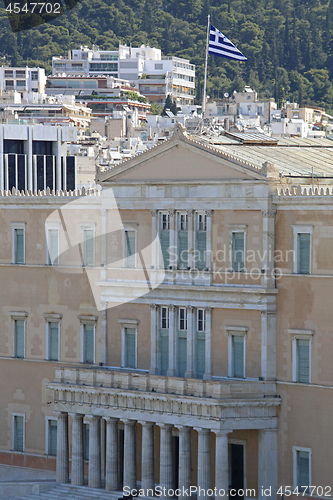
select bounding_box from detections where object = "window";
[46,227,59,265]
[159,308,169,376]
[13,319,25,358]
[197,309,205,332]
[161,306,169,329]
[155,63,163,70]
[196,214,207,271]
[119,319,139,370]
[46,418,57,456]
[47,322,60,361]
[16,80,26,87]
[293,446,311,491]
[290,330,313,384]
[12,414,24,452]
[292,226,313,274]
[12,223,26,264]
[82,227,94,267]
[31,71,38,81]
[178,214,188,270]
[124,229,136,268]
[179,307,187,330]
[226,326,247,378]
[79,316,97,364]
[160,213,170,269]
[178,307,187,377]
[196,309,206,379]
[83,423,89,461]
[232,232,245,271]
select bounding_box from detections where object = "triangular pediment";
[97,124,266,184]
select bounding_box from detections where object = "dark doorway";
[172,435,179,490]
[230,443,244,499]
[118,428,124,488]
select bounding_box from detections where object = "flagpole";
[202,14,210,118]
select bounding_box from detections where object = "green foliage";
[1,0,333,109]
[150,102,163,114]
[162,95,178,115]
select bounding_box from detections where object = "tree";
[162,95,178,116]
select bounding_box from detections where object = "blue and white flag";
[208,24,247,61]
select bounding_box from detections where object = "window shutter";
[15,320,25,358]
[298,451,309,488]
[178,335,187,377]
[125,328,136,368]
[84,423,89,461]
[196,231,206,270]
[48,229,59,265]
[15,416,24,451]
[15,229,24,264]
[178,231,188,269]
[161,230,170,269]
[126,231,136,268]
[298,234,310,274]
[49,420,57,456]
[233,335,244,378]
[297,339,309,383]
[84,324,94,364]
[232,232,244,271]
[196,334,205,379]
[160,332,169,376]
[49,322,59,361]
[84,229,94,266]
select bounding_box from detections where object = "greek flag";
[208,24,247,61]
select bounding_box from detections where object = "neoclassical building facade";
[1,125,333,498]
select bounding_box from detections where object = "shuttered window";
[83,423,89,461]
[178,334,187,377]
[48,322,59,361]
[160,331,169,376]
[48,420,57,456]
[161,230,170,269]
[15,320,25,358]
[14,416,24,452]
[196,231,206,270]
[47,229,59,265]
[15,228,24,264]
[161,307,169,329]
[196,333,205,379]
[178,214,188,270]
[232,232,245,271]
[197,309,205,332]
[297,339,309,383]
[83,229,94,266]
[232,335,244,378]
[125,230,136,268]
[179,308,187,330]
[297,233,310,274]
[83,324,94,364]
[297,450,310,489]
[125,328,136,368]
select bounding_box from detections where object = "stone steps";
[3,484,122,500]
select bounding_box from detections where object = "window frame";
[11,222,26,265]
[228,224,247,272]
[123,225,138,269]
[78,315,97,364]
[10,311,27,359]
[292,446,312,491]
[45,223,60,266]
[45,416,57,456]
[178,307,188,331]
[161,306,169,330]
[197,308,206,332]
[290,329,314,383]
[119,319,139,369]
[226,326,248,378]
[292,225,313,275]
[44,313,62,361]
[11,413,25,452]
[80,224,96,267]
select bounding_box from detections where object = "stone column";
[105,417,118,491]
[261,209,276,288]
[56,412,69,484]
[151,210,158,270]
[140,421,155,493]
[88,415,101,489]
[261,309,277,380]
[214,430,230,496]
[150,304,158,375]
[203,307,212,380]
[178,426,191,498]
[258,429,278,500]
[56,125,62,191]
[70,413,84,486]
[101,417,106,481]
[168,210,176,269]
[159,424,173,493]
[187,210,194,269]
[123,420,136,490]
[101,301,108,366]
[167,305,176,377]
[205,210,213,270]
[185,306,194,379]
[196,428,211,500]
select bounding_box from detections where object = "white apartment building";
[0,67,46,94]
[52,44,195,105]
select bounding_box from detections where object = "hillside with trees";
[1,0,333,110]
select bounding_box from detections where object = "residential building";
[1,127,333,498]
[0,67,46,94]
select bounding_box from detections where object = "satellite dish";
[224,92,229,98]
